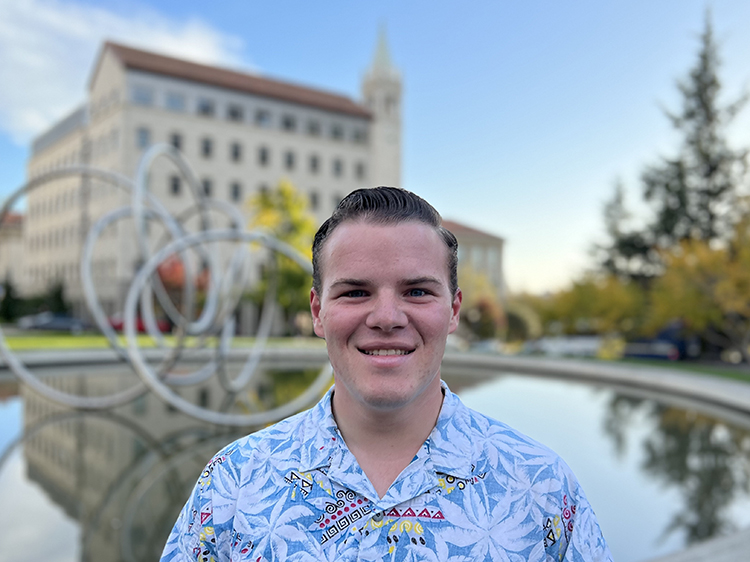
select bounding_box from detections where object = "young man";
[161,187,612,561]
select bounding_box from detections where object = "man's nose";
[365,292,407,331]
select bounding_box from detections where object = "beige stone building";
[23,36,402,318]
[443,219,508,300]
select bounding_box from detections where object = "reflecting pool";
[1,365,749,562]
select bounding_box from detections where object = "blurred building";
[443,219,508,299]
[22,34,402,317]
[0,213,24,285]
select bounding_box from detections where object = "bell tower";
[362,27,402,187]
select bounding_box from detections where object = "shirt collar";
[298,383,475,480]
[298,388,340,472]
[425,381,475,479]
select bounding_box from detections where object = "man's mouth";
[359,349,415,356]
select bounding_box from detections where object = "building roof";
[442,219,504,243]
[31,104,88,156]
[0,213,23,226]
[96,42,372,119]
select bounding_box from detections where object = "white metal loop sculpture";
[0,144,331,425]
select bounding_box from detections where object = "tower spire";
[361,25,402,187]
[368,25,399,79]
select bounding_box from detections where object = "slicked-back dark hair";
[312,186,458,296]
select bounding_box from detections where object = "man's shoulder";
[451,394,568,468]
[210,406,315,470]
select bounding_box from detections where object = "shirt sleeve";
[160,449,239,562]
[558,460,613,562]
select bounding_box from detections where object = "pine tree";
[601,14,748,281]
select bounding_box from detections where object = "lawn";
[1,333,327,351]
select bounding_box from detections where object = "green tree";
[45,282,69,315]
[600,14,748,282]
[247,180,317,335]
[0,277,22,321]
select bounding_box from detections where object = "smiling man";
[161,187,612,562]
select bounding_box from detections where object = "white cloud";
[0,0,250,144]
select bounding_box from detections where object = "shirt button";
[372,512,383,522]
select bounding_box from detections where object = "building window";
[230,182,242,202]
[353,128,368,144]
[332,158,343,177]
[136,127,150,149]
[307,120,321,136]
[227,104,244,122]
[332,193,342,207]
[331,124,344,140]
[230,142,242,162]
[166,92,185,112]
[258,146,270,166]
[309,190,319,210]
[309,154,319,174]
[471,246,484,270]
[131,85,154,106]
[197,98,215,117]
[284,151,295,170]
[281,114,296,132]
[202,179,212,197]
[259,184,269,196]
[170,176,181,196]
[198,388,210,408]
[355,162,366,180]
[170,132,182,151]
[255,109,271,127]
[201,137,213,158]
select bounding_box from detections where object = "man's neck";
[331,382,445,499]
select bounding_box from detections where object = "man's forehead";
[320,220,450,281]
[324,220,446,257]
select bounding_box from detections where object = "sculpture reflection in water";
[0,366,320,562]
[603,395,750,544]
[0,145,332,426]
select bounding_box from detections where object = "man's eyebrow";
[329,278,369,288]
[403,276,443,286]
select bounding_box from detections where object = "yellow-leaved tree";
[535,274,646,336]
[247,180,317,335]
[458,266,505,340]
[648,209,750,362]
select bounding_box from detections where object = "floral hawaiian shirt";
[160,383,613,561]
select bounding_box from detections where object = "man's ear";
[310,288,325,338]
[448,288,462,335]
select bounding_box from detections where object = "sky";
[2,0,750,294]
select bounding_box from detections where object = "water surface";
[1,367,748,562]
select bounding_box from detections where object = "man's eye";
[408,288,428,297]
[343,290,366,298]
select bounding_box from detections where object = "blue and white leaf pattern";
[161,384,612,561]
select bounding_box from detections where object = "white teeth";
[364,349,410,356]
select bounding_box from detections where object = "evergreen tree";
[601,14,748,281]
[0,277,21,321]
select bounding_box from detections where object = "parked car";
[108,313,171,333]
[623,321,701,361]
[16,312,88,334]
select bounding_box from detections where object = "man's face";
[310,220,461,413]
